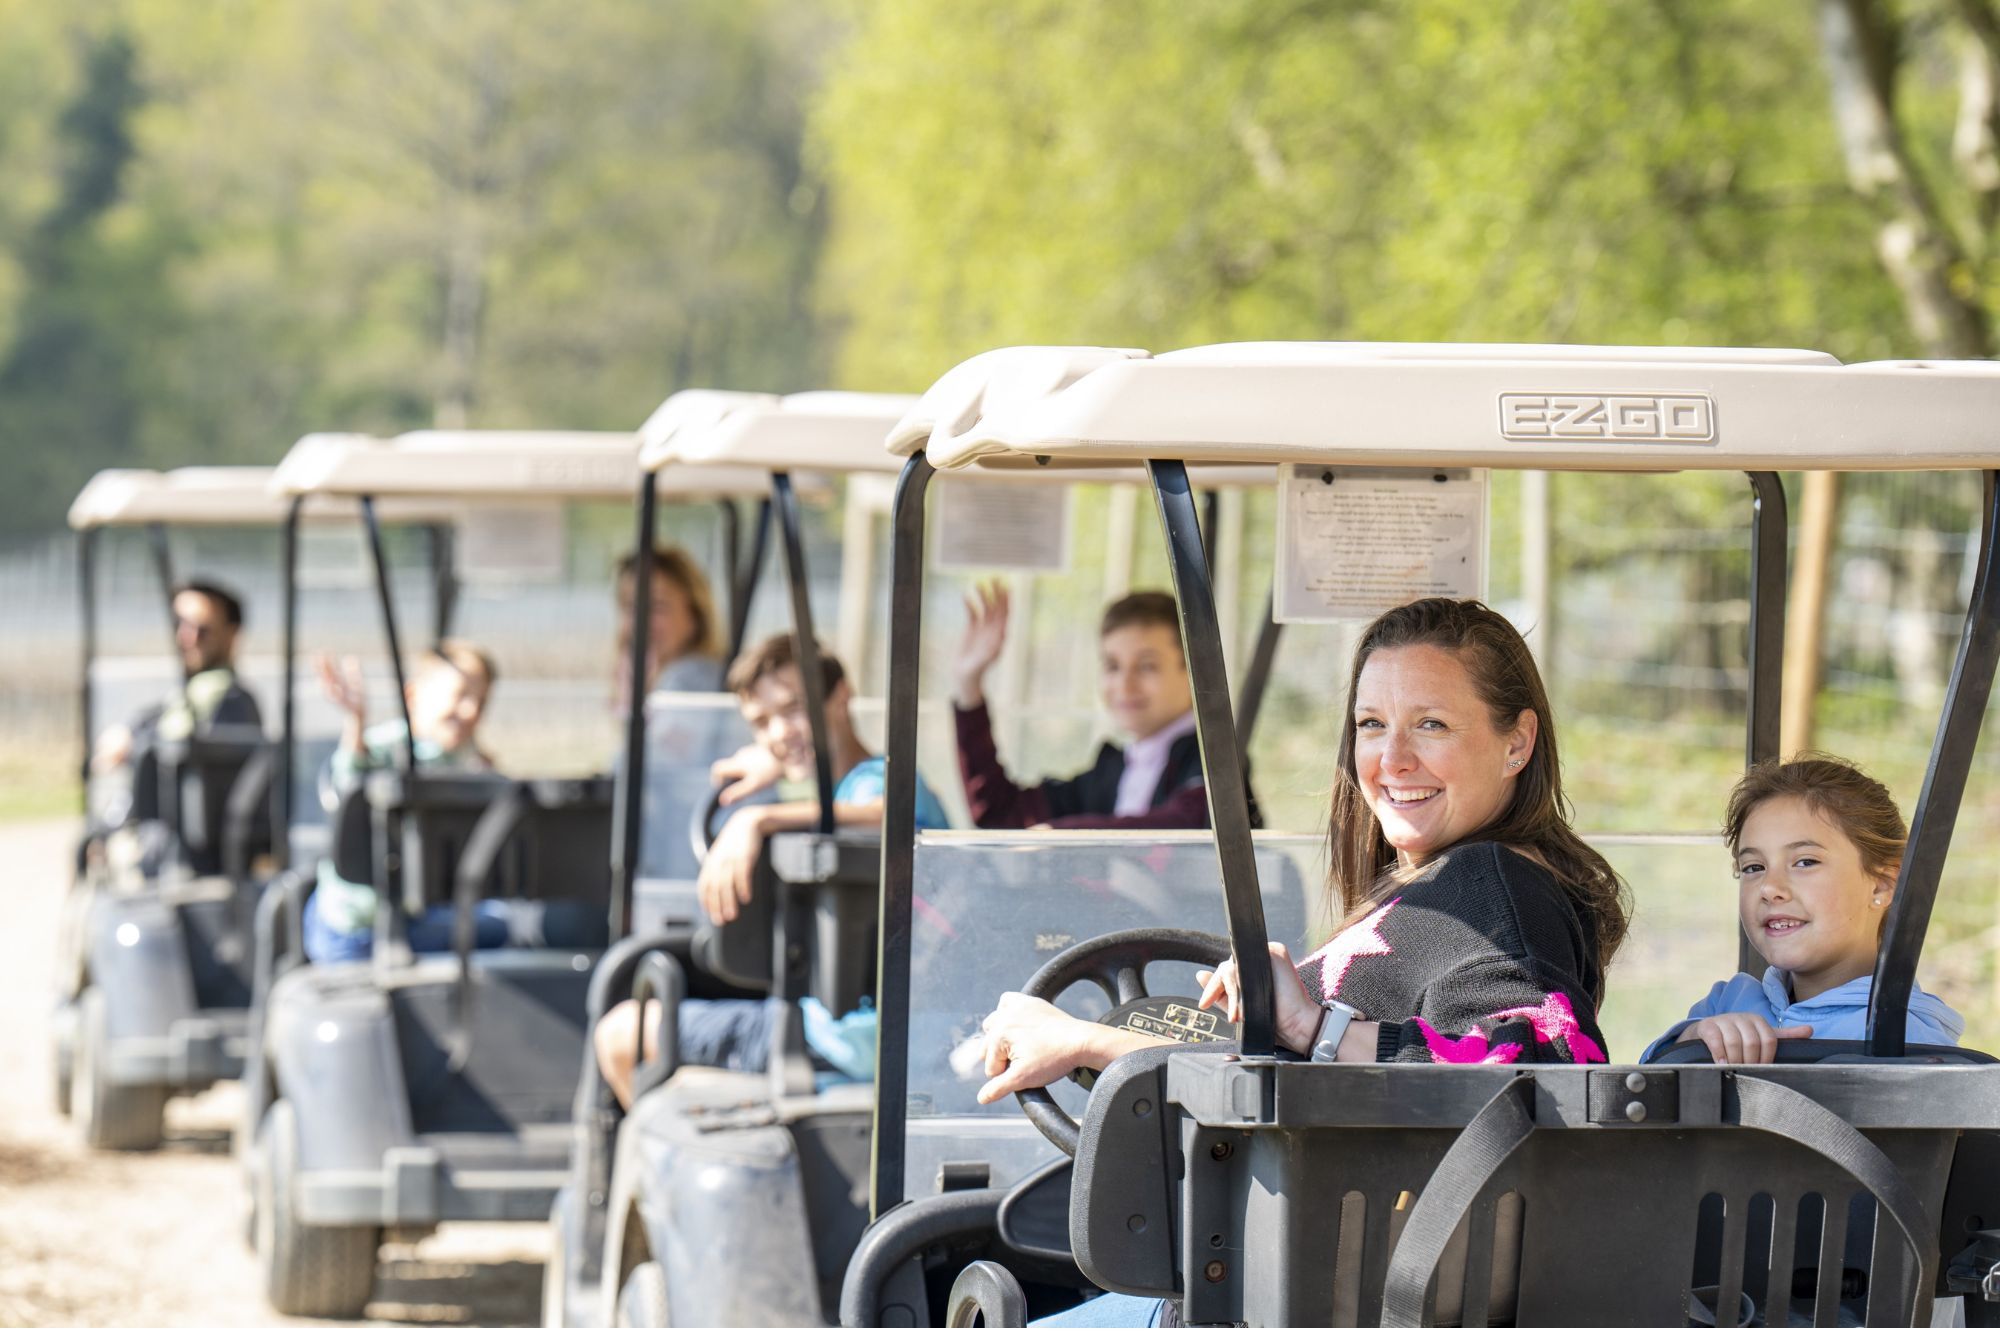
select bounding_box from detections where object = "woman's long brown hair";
[1327,598,1630,985]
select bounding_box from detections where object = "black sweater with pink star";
[1290,841,1610,1065]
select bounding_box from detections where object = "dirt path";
[0,818,548,1328]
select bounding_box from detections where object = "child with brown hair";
[302,641,502,963]
[1642,754,1962,1063]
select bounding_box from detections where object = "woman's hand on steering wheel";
[977,992,1137,1105]
[1198,941,1329,1056]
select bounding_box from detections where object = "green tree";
[0,23,185,542]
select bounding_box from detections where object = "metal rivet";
[1204,1260,1227,1283]
[1209,1233,1225,1249]
[1132,1098,1153,1117]
[1625,1100,1648,1123]
[1210,1141,1233,1161]
[1126,1214,1147,1233]
[1625,1072,1647,1094]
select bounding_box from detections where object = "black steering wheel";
[688,781,730,865]
[1013,927,1237,1156]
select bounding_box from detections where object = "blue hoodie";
[1642,967,1964,1062]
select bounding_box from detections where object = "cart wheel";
[255,1099,379,1318]
[541,1198,571,1329]
[615,1261,669,1327]
[51,1001,76,1118]
[74,987,165,1151]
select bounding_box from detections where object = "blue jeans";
[302,892,509,963]
[1032,1295,1166,1327]
[676,998,843,1075]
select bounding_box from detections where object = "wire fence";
[4,468,1997,1049]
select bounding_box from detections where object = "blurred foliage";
[0,0,837,540]
[815,0,1909,385]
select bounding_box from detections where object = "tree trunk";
[1820,0,1994,358]
[1782,471,1842,755]
[435,225,484,430]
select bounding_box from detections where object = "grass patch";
[0,739,80,824]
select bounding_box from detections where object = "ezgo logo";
[1499,393,1715,443]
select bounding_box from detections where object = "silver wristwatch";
[1310,999,1365,1063]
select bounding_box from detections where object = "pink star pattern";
[1490,991,1607,1063]
[1299,898,1399,1002]
[1414,1018,1524,1065]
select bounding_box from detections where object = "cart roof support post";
[359,495,418,774]
[1869,468,2000,1054]
[77,527,97,813]
[1147,458,1274,1057]
[609,470,659,941]
[146,520,178,651]
[771,471,836,834]
[429,520,457,644]
[716,496,741,647]
[732,497,774,661]
[1742,470,1788,974]
[278,497,302,867]
[871,450,934,1217]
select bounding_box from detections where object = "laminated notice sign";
[457,504,565,583]
[1275,466,1488,623]
[931,477,1071,574]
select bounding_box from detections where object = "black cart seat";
[1074,1050,2000,1327]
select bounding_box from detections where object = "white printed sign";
[1275,466,1488,623]
[456,504,566,583]
[930,477,1072,574]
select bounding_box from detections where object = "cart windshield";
[899,829,1316,1199]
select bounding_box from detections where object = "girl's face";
[408,662,488,753]
[647,574,699,664]
[1351,644,1534,868]
[617,570,701,668]
[1733,794,1892,1001]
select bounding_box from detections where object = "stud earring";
[1507,759,1523,770]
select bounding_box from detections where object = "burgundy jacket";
[953,701,1262,830]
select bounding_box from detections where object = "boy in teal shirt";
[594,633,949,1104]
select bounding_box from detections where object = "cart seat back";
[1073,1052,2000,1327]
[693,829,881,1013]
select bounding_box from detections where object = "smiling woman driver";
[980,596,1632,1099]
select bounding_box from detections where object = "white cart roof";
[892,342,2000,473]
[641,390,917,475]
[272,430,655,499]
[72,460,468,529]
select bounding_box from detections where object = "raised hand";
[316,653,369,723]
[316,652,371,757]
[951,580,1011,708]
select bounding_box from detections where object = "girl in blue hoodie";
[1644,754,1962,1063]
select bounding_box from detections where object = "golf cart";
[54,467,296,1149]
[851,342,2000,1328]
[543,388,942,1327]
[244,428,762,1318]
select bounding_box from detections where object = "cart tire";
[541,1199,570,1329]
[51,1002,76,1118]
[75,988,165,1150]
[256,1099,378,1318]
[615,1261,669,1328]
